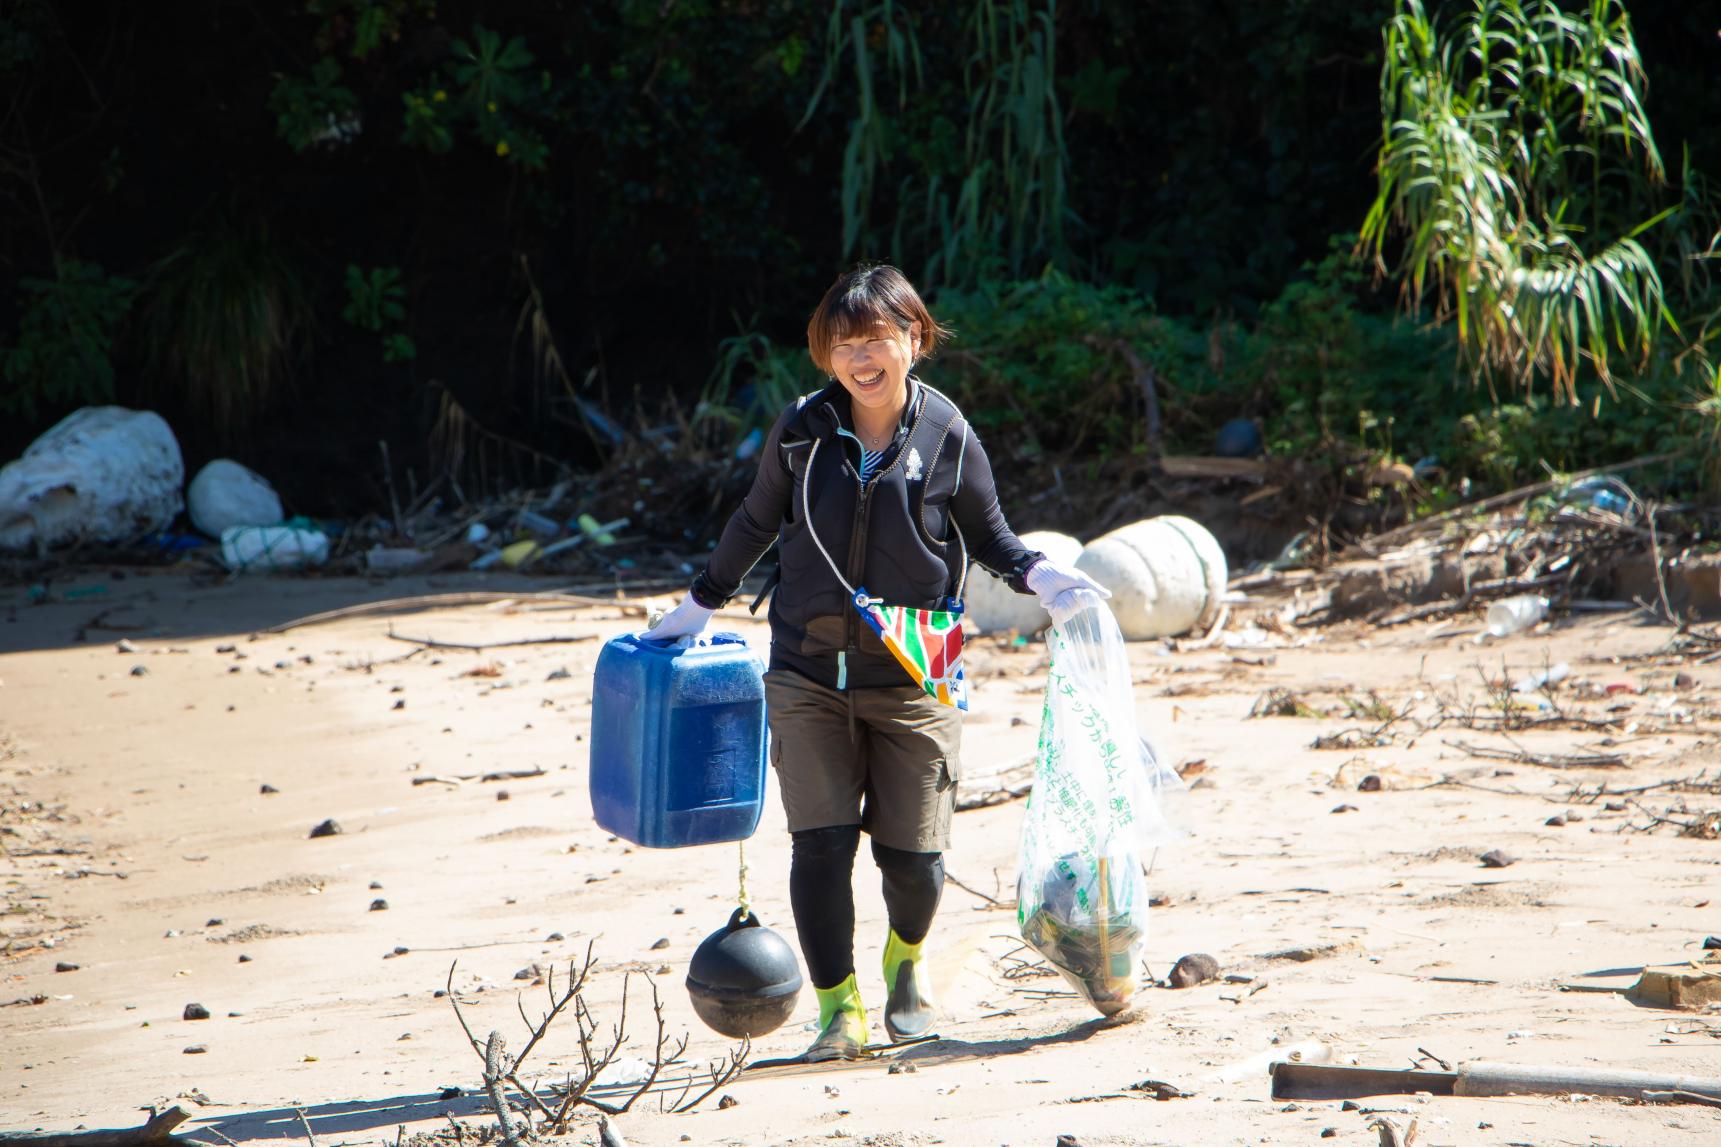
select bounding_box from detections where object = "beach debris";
[1264,939,1361,962]
[308,819,343,838]
[1627,954,1721,1010]
[445,946,749,1130]
[1166,953,1220,988]
[0,407,184,552]
[183,1003,210,1020]
[1126,1079,1191,1099]
[1273,1059,1721,1104]
[188,459,284,537]
[53,962,78,973]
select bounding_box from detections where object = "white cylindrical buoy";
[965,529,1082,635]
[1074,516,1227,640]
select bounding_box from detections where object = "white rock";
[0,407,183,551]
[187,459,283,536]
[964,530,1082,635]
[1074,516,1228,640]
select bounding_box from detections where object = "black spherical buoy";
[1214,417,1264,459]
[685,907,802,1038]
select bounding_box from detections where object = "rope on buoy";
[736,838,751,921]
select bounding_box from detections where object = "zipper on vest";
[841,465,870,667]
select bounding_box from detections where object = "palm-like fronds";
[139,218,312,439]
[800,0,1070,288]
[1360,0,1671,401]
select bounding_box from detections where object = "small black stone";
[238,954,252,963]
[370,899,389,912]
[439,1087,462,1100]
[1480,848,1516,868]
[54,962,78,973]
[308,819,343,839]
[183,1003,210,1021]
[260,784,279,795]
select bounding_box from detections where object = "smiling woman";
[639,262,1109,1064]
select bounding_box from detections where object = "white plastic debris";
[186,459,284,537]
[1075,516,1228,640]
[220,524,328,572]
[965,530,1083,635]
[0,407,184,551]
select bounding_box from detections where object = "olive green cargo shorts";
[764,668,963,853]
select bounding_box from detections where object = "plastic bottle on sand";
[1485,594,1548,637]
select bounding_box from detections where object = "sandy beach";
[3,568,1718,1145]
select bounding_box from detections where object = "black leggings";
[789,826,945,990]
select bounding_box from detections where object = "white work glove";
[645,592,715,644]
[1025,557,1110,617]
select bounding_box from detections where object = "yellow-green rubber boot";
[882,929,935,1042]
[804,974,869,1062]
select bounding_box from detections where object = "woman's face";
[829,319,920,416]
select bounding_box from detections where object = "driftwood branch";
[1445,739,1627,769]
[260,590,648,634]
[0,1107,189,1147]
[386,629,597,651]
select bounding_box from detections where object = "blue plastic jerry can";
[588,632,768,848]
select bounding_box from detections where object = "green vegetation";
[0,0,1715,520]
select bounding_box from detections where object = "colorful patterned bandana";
[852,587,968,710]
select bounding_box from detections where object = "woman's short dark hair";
[805,264,950,375]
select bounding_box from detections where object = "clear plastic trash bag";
[1016,592,1186,1015]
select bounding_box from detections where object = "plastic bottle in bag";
[1016,594,1185,1016]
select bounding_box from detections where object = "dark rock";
[309,819,343,839]
[216,644,236,653]
[1341,1100,1360,1111]
[1357,774,1383,793]
[650,937,670,950]
[1545,815,1567,827]
[1675,672,1696,689]
[130,665,149,677]
[370,881,383,889]
[206,918,224,926]
[546,932,565,941]
[1320,1130,1337,1139]
[496,790,510,801]
[183,1044,207,1054]
[238,954,252,963]
[392,699,406,710]
[1605,800,1627,811]
[546,668,572,681]
[438,1087,462,1100]
[1167,953,1221,989]
[717,1094,739,1109]
[370,899,388,911]
[1479,849,1516,868]
[260,784,279,794]
[183,1003,210,1020]
[54,962,78,973]
[1331,804,1358,814]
